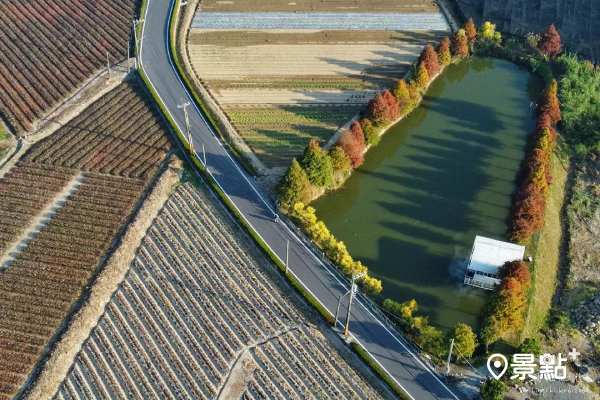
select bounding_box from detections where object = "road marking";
[140,2,459,398]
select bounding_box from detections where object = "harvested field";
[0,81,171,398]
[188,29,447,166]
[0,0,140,135]
[189,40,428,88]
[54,183,385,399]
[198,0,440,13]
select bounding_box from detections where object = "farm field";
[188,29,447,167]
[198,0,440,13]
[0,81,171,398]
[0,0,140,135]
[54,183,386,399]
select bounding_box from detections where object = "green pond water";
[313,58,544,332]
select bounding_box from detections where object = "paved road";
[140,1,463,399]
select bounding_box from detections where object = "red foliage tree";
[419,44,440,78]
[507,183,546,243]
[499,260,531,290]
[382,90,400,120]
[452,31,469,58]
[537,80,561,124]
[537,24,563,58]
[339,121,366,168]
[368,93,391,125]
[368,90,398,125]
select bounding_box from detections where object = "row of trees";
[507,80,561,243]
[383,298,477,361]
[290,202,382,294]
[479,260,532,350]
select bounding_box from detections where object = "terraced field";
[0,81,171,397]
[188,28,447,167]
[54,183,385,399]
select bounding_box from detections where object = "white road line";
[140,2,458,398]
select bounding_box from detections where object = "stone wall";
[454,0,600,62]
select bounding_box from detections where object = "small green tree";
[360,275,383,295]
[383,298,417,325]
[392,80,412,115]
[437,37,451,66]
[477,21,502,46]
[359,118,380,146]
[480,314,504,352]
[419,324,446,359]
[519,337,541,356]
[300,139,333,188]
[480,379,506,400]
[277,159,310,210]
[452,323,477,361]
[415,62,429,89]
[328,146,352,175]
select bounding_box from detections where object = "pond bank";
[312,58,544,331]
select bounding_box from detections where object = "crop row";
[244,325,381,399]
[0,163,74,253]
[0,174,146,397]
[0,0,139,133]
[23,81,171,180]
[55,184,306,398]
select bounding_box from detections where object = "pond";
[313,58,544,332]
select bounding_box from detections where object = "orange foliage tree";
[339,121,366,168]
[537,80,561,124]
[419,44,440,78]
[497,277,526,329]
[463,18,477,46]
[452,30,469,58]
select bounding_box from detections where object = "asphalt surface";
[140,1,463,398]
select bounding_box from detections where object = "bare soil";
[198,0,440,13]
[189,29,447,47]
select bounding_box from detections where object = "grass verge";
[168,0,257,176]
[350,342,411,400]
[522,152,570,338]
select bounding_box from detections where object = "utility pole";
[178,101,192,151]
[106,52,111,80]
[133,18,145,69]
[127,39,131,73]
[285,240,289,273]
[343,272,367,337]
[445,338,454,375]
[334,293,347,328]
